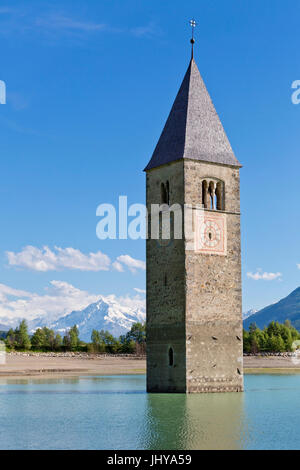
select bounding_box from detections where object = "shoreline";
[0,353,146,380]
[1,353,300,380]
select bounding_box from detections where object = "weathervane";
[189,18,196,59]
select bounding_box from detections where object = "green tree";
[279,324,293,351]
[99,330,121,354]
[243,330,251,353]
[69,325,80,351]
[15,320,31,350]
[267,321,281,338]
[121,322,146,355]
[31,328,46,350]
[275,335,286,352]
[5,328,16,349]
[249,323,258,334]
[267,334,285,352]
[119,335,136,354]
[63,325,80,351]
[244,320,300,354]
[42,327,55,350]
[284,319,292,329]
[126,323,146,344]
[91,329,106,353]
[63,333,71,351]
[53,333,62,351]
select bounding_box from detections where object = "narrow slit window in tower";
[169,347,174,366]
[161,183,167,204]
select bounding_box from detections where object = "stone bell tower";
[144,42,243,393]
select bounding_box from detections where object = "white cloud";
[134,288,146,295]
[130,22,161,38]
[116,255,146,273]
[0,281,101,322]
[0,284,32,303]
[247,270,282,281]
[6,245,146,276]
[0,8,160,41]
[0,8,106,36]
[112,261,124,272]
[6,246,111,272]
[0,282,146,329]
[35,14,106,33]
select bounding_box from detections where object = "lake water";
[0,374,299,450]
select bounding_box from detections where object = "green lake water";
[0,374,299,450]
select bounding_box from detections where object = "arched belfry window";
[202,179,224,211]
[168,347,174,366]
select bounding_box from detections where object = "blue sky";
[0,0,300,321]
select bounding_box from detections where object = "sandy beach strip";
[0,354,146,380]
[1,354,300,380]
[243,355,300,374]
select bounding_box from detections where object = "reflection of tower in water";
[140,393,247,450]
[139,394,189,450]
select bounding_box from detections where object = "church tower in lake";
[144,30,243,393]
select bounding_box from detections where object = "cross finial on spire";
[189,18,196,59]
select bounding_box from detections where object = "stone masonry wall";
[146,161,186,392]
[146,159,243,393]
[184,160,243,392]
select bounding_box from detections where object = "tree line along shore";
[1,320,146,355]
[1,319,299,355]
[244,320,300,353]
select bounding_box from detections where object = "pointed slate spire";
[144,58,241,171]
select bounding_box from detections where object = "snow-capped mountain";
[0,294,146,341]
[242,309,257,321]
[30,295,146,342]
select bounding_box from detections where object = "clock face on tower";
[195,211,227,255]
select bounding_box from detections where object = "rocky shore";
[7,351,146,359]
[244,352,295,357]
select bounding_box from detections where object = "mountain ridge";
[243,287,300,330]
[0,295,146,342]
[36,296,146,341]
